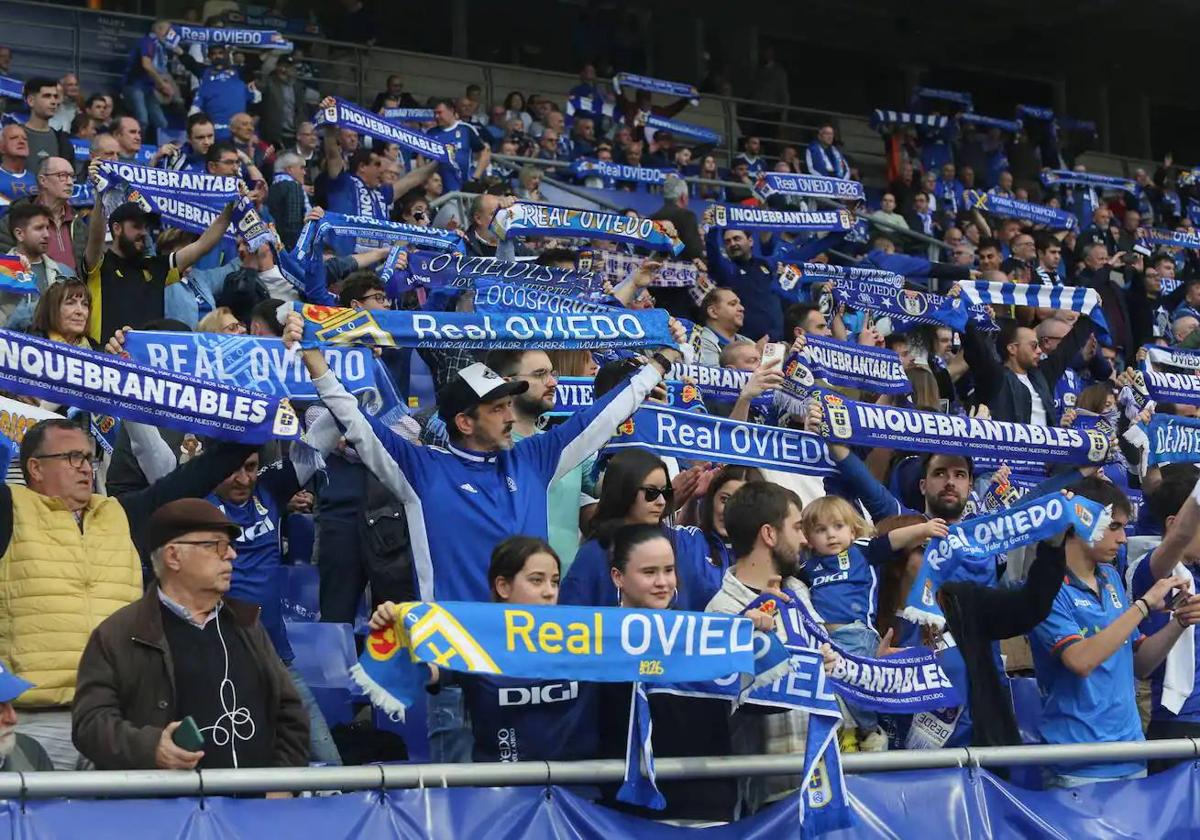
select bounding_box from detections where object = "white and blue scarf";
[164,24,293,50]
[827,271,969,331]
[784,335,911,394]
[755,172,865,202]
[1146,414,1200,467]
[959,280,1111,341]
[963,189,1077,230]
[0,331,299,443]
[1142,345,1200,406]
[0,76,21,101]
[381,108,435,124]
[1139,227,1200,250]
[904,492,1111,627]
[295,302,674,350]
[868,110,950,132]
[631,112,721,145]
[551,376,707,415]
[707,203,854,234]
[490,203,684,255]
[1040,169,1140,196]
[400,250,602,294]
[612,73,699,105]
[297,213,465,256]
[472,279,612,317]
[959,113,1021,133]
[814,388,1110,466]
[569,158,677,185]
[912,86,973,110]
[603,404,837,476]
[1016,103,1054,122]
[315,98,452,164]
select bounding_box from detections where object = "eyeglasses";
[518,368,558,381]
[639,485,674,503]
[42,170,75,180]
[221,321,247,334]
[171,538,233,555]
[359,292,389,304]
[32,450,98,470]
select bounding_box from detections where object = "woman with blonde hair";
[197,306,247,335]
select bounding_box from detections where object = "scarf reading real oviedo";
[490,203,685,256]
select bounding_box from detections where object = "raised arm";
[393,160,438,197]
[84,162,107,270]
[322,123,345,180]
[173,202,236,272]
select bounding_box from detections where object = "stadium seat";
[287,621,357,689]
[309,685,355,728]
[285,513,316,565]
[373,694,431,763]
[407,351,436,410]
[1007,676,1046,789]
[282,563,321,623]
[889,455,924,511]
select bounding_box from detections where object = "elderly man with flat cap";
[72,499,308,771]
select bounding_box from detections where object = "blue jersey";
[194,69,252,138]
[805,538,891,627]
[124,34,168,91]
[0,167,37,216]
[324,171,389,221]
[209,461,301,663]
[560,525,720,612]
[425,121,483,193]
[1028,564,1145,779]
[451,674,598,763]
[1052,366,1082,416]
[318,363,661,602]
[1131,553,1200,723]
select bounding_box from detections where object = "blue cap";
[0,660,33,703]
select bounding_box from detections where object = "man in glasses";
[0,418,255,768]
[74,498,308,771]
[0,156,87,274]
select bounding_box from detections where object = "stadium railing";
[0,739,1195,797]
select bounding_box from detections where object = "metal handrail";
[4,738,1197,798]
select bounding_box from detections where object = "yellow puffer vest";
[0,486,142,707]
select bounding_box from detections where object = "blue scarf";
[1139,227,1200,250]
[300,214,465,256]
[959,113,1021,133]
[904,492,1110,627]
[232,196,276,251]
[963,189,1077,230]
[122,331,377,403]
[959,280,1111,342]
[473,279,613,316]
[828,272,969,331]
[1146,414,1200,467]
[635,113,721,145]
[912,86,973,109]
[1016,103,1054,122]
[577,249,699,291]
[869,110,950,132]
[814,389,1110,465]
[604,404,837,476]
[296,302,673,350]
[612,73,699,105]
[350,601,787,717]
[381,108,435,123]
[570,158,677,185]
[315,98,451,164]
[0,76,20,100]
[94,160,239,204]
[165,24,293,50]
[755,172,865,202]
[551,375,707,415]
[1040,169,1140,195]
[490,203,684,255]
[1142,345,1200,406]
[708,204,854,234]
[403,250,603,294]
[0,331,299,444]
[785,334,911,394]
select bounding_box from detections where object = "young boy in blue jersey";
[1029,478,1191,788]
[800,495,948,750]
[1128,471,1200,768]
[426,97,490,194]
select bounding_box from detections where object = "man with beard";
[484,349,593,569]
[0,661,51,771]
[706,481,821,811]
[82,159,236,344]
[705,224,785,341]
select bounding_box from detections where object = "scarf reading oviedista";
[814,389,1110,466]
[403,250,604,294]
[490,203,684,255]
[904,491,1111,627]
[295,302,673,350]
[0,331,299,444]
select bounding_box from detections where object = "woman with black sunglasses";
[559,448,719,610]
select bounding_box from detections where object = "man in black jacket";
[964,312,1094,425]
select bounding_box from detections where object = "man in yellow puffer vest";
[0,417,254,769]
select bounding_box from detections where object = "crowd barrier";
[0,759,1194,838]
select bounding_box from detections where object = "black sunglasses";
[639,485,674,503]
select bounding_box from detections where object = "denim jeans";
[427,684,473,763]
[286,664,342,765]
[830,622,881,730]
[121,85,166,145]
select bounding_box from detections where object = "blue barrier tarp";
[2,763,1198,838]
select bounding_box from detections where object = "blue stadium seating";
[373,695,431,763]
[282,564,321,623]
[1007,676,1046,789]
[287,621,367,727]
[407,351,437,410]
[285,513,316,565]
